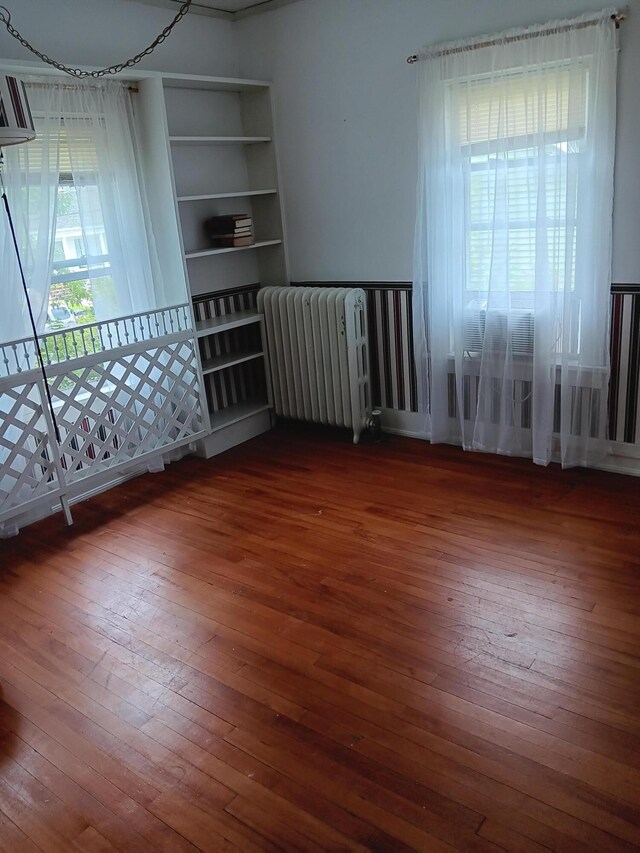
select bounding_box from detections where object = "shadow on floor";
[0,684,21,765]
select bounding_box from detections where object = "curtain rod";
[406,11,626,64]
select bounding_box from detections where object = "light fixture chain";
[0,1,193,78]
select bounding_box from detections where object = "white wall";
[0,0,239,77]
[238,0,640,284]
[4,1,637,282]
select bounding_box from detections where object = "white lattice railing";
[0,303,193,378]
[0,304,206,533]
[0,378,66,522]
[48,338,204,483]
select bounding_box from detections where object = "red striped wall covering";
[192,285,259,323]
[291,282,419,412]
[366,286,419,413]
[204,362,266,414]
[293,282,640,447]
[194,283,421,414]
[193,286,266,414]
[609,286,640,445]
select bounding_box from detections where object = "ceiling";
[134,0,302,20]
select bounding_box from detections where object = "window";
[0,80,164,346]
[457,66,587,296]
[413,11,617,464]
[47,176,112,331]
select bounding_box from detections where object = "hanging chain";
[0,1,193,78]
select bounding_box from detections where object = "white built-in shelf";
[177,189,278,202]
[169,136,271,145]
[195,310,262,337]
[161,73,270,92]
[201,350,264,375]
[185,240,282,259]
[210,399,271,432]
[158,66,285,457]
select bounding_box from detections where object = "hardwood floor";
[1,424,640,851]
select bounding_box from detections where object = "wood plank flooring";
[1,424,640,851]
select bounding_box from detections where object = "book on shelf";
[205,214,253,233]
[211,234,256,248]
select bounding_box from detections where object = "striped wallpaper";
[609,286,640,444]
[292,282,419,413]
[204,361,266,415]
[193,285,264,414]
[366,286,419,413]
[196,283,640,447]
[192,284,259,323]
[293,281,640,447]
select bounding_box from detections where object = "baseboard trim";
[608,440,640,459]
[594,441,640,477]
[379,408,428,439]
[379,409,640,476]
[594,456,640,477]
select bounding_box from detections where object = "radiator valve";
[364,409,382,442]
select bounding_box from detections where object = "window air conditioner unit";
[463,300,535,356]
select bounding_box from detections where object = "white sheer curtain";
[0,85,62,342]
[0,78,166,343]
[59,83,159,319]
[413,9,618,467]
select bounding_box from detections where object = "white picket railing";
[0,303,193,377]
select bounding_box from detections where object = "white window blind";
[458,67,587,146]
[458,67,586,294]
[13,124,99,176]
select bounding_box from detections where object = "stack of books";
[205,214,255,248]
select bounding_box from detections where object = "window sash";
[459,80,583,294]
[456,64,588,146]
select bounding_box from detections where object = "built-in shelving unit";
[160,73,271,92]
[177,189,277,202]
[169,135,271,145]
[209,399,272,432]
[159,71,289,458]
[195,309,264,337]
[185,239,282,260]
[201,350,264,375]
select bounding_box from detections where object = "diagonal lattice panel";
[48,340,204,482]
[0,382,61,515]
